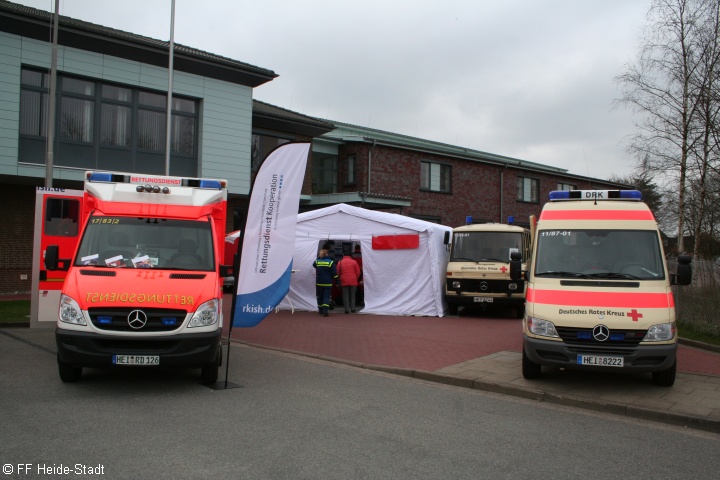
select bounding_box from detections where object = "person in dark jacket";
[313,249,337,317]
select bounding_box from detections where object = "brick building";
[0,1,622,295]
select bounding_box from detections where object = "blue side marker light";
[198,179,222,189]
[88,172,114,183]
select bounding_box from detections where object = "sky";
[13,0,652,181]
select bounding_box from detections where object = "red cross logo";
[500,266,508,273]
[627,309,643,322]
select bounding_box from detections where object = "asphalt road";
[2,329,720,480]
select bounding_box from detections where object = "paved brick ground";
[224,305,720,377]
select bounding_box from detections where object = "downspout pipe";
[500,163,508,223]
[367,138,376,195]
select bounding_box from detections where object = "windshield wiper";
[535,271,592,278]
[585,272,642,280]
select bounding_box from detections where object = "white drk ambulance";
[510,190,692,386]
[44,172,232,384]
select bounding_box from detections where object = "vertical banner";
[233,142,310,327]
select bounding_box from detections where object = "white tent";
[278,204,452,317]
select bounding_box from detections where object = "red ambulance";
[44,171,232,384]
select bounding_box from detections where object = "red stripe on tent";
[526,288,674,308]
[372,234,420,250]
[539,210,655,221]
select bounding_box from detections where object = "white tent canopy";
[278,204,452,317]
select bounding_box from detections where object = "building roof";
[321,120,569,174]
[252,100,335,138]
[0,0,277,87]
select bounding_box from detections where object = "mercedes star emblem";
[480,281,488,291]
[592,324,610,342]
[127,310,148,330]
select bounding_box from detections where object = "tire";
[57,356,82,383]
[522,348,541,379]
[200,347,221,385]
[652,360,676,387]
[200,362,219,385]
[447,303,459,315]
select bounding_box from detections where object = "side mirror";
[443,231,450,245]
[672,255,692,286]
[44,245,71,271]
[220,264,233,277]
[45,245,59,271]
[509,250,522,281]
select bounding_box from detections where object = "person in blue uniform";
[313,249,337,317]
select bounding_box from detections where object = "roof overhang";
[301,192,412,210]
[0,2,277,88]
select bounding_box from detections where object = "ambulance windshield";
[451,231,524,263]
[535,229,665,280]
[74,215,214,271]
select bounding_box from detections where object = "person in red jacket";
[337,254,362,313]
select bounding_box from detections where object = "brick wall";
[0,185,36,295]
[337,144,617,228]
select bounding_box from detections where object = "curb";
[236,340,720,435]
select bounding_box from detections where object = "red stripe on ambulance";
[539,210,655,221]
[526,288,674,308]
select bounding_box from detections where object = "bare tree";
[615,0,708,254]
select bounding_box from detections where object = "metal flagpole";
[164,0,175,176]
[44,0,60,188]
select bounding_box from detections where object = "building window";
[19,67,199,175]
[517,177,539,203]
[312,152,338,194]
[346,155,356,185]
[250,133,291,172]
[420,161,451,193]
[557,182,576,191]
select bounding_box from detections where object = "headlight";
[508,283,518,291]
[59,294,86,325]
[452,281,461,289]
[188,298,220,328]
[643,322,676,342]
[527,316,558,337]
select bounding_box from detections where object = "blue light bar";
[618,190,642,200]
[161,317,178,326]
[97,316,113,324]
[577,331,592,340]
[610,333,626,342]
[87,172,114,183]
[549,190,643,201]
[198,179,222,189]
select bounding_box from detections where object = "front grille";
[557,326,647,347]
[446,279,523,294]
[89,307,187,332]
[91,339,182,354]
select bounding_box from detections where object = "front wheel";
[522,348,541,379]
[651,360,676,387]
[200,346,221,385]
[58,356,82,382]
